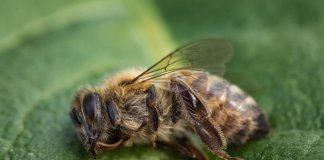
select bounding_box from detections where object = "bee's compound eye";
[83,93,101,121]
[106,99,121,126]
[70,109,82,127]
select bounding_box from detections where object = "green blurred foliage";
[0,0,323,160]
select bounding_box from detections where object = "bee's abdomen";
[186,71,270,144]
[208,76,269,143]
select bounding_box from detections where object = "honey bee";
[70,38,270,160]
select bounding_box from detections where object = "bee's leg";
[145,85,160,146]
[172,80,242,160]
[171,93,181,123]
[212,150,242,160]
[157,136,207,160]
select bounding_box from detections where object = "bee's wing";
[178,38,233,76]
[129,38,233,84]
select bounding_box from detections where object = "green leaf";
[1,0,324,160]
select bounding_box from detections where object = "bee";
[70,38,270,160]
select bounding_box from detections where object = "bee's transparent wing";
[180,38,233,75]
[129,38,233,84]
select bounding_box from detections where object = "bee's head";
[70,88,123,159]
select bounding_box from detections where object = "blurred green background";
[0,0,324,159]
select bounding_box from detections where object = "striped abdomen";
[179,71,270,144]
